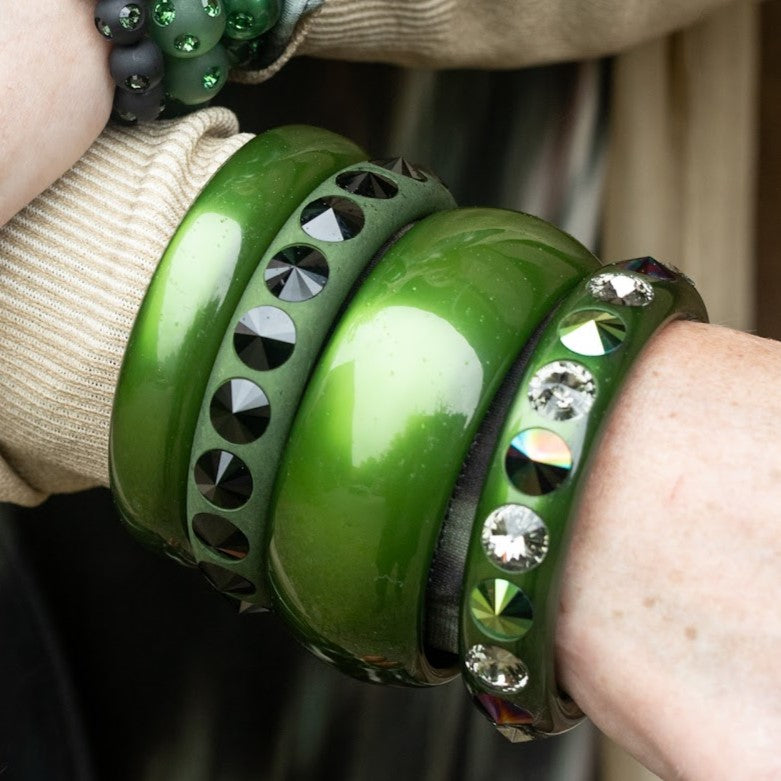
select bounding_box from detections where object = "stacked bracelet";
[95,0,281,121]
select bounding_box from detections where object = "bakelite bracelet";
[110,126,365,563]
[458,259,707,740]
[185,159,456,603]
[267,208,600,685]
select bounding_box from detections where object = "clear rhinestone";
[194,450,252,509]
[465,644,529,692]
[210,378,270,444]
[481,504,549,572]
[505,429,572,495]
[528,360,595,421]
[588,271,654,307]
[234,306,295,371]
[201,0,221,16]
[174,33,200,53]
[618,256,679,281]
[558,310,626,356]
[227,10,254,32]
[336,170,399,199]
[371,157,427,182]
[264,246,329,302]
[125,74,149,91]
[119,4,142,29]
[198,561,254,595]
[95,18,113,37]
[153,0,175,25]
[473,692,534,740]
[192,513,249,560]
[470,579,533,640]
[202,66,221,90]
[300,197,364,242]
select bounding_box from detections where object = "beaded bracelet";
[267,208,600,685]
[95,0,281,121]
[110,126,365,563]
[458,258,707,740]
[185,159,456,603]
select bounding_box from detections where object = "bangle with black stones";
[458,259,707,741]
[186,159,457,603]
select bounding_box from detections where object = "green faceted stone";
[223,0,281,40]
[202,66,221,89]
[119,4,142,29]
[558,309,627,356]
[153,0,175,26]
[175,33,200,53]
[150,0,226,58]
[470,579,533,640]
[165,43,230,104]
[97,19,113,37]
[202,0,222,16]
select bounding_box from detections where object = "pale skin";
[2,5,779,779]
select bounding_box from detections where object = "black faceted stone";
[336,170,398,199]
[95,0,147,44]
[194,450,253,509]
[198,562,255,596]
[504,429,572,496]
[371,157,427,182]
[300,197,364,242]
[264,246,329,302]
[192,513,249,560]
[233,306,296,370]
[109,37,164,93]
[113,81,165,123]
[210,378,270,444]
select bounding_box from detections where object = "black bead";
[109,38,164,93]
[113,82,165,123]
[95,0,147,45]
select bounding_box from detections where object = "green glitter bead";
[150,0,226,58]
[164,43,230,104]
[223,0,281,40]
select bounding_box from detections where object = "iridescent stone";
[300,197,364,242]
[174,33,200,52]
[201,0,221,16]
[371,157,427,182]
[202,66,221,89]
[234,306,295,370]
[558,310,626,356]
[527,360,595,421]
[473,692,534,743]
[481,504,549,572]
[588,271,654,307]
[125,74,150,91]
[119,4,143,29]
[336,170,399,199]
[465,644,529,692]
[194,450,252,509]
[619,256,679,281]
[192,513,249,560]
[470,579,533,640]
[153,0,175,25]
[505,429,572,495]
[264,246,329,302]
[198,561,254,595]
[210,378,270,444]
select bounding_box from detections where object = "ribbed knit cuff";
[0,108,253,505]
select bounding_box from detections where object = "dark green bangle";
[185,159,457,602]
[110,126,366,564]
[267,208,600,685]
[459,258,707,740]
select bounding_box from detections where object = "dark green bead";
[223,0,280,40]
[150,0,226,58]
[164,43,230,104]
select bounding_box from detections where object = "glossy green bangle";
[110,126,366,563]
[185,159,457,602]
[458,258,707,740]
[268,209,601,685]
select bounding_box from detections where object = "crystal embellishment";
[210,378,270,444]
[372,157,427,182]
[125,74,149,91]
[201,0,221,16]
[588,271,654,307]
[202,66,221,90]
[481,504,549,572]
[465,644,529,692]
[505,429,572,495]
[153,0,175,25]
[619,256,679,281]
[528,361,596,421]
[300,197,364,242]
[473,693,534,743]
[194,450,252,509]
[234,306,296,370]
[174,33,200,53]
[336,170,399,199]
[192,513,249,560]
[264,246,329,302]
[198,562,254,596]
[119,4,143,29]
[470,579,533,640]
[558,310,626,356]
[227,10,254,32]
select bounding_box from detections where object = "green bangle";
[458,258,707,740]
[185,159,457,602]
[110,126,365,563]
[267,209,600,685]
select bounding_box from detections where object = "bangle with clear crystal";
[459,258,707,741]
